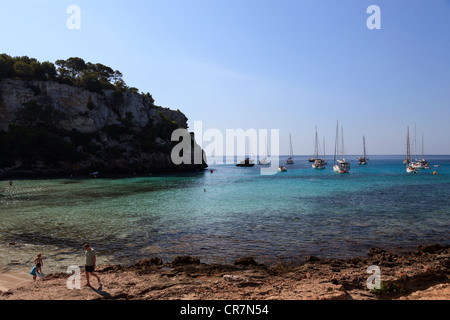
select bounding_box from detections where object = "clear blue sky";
[1,0,449,155]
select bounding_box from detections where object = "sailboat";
[312,127,326,169]
[237,140,256,167]
[406,126,417,173]
[333,121,350,174]
[357,135,369,165]
[236,157,255,167]
[403,131,411,165]
[412,132,429,169]
[308,131,319,163]
[286,133,294,164]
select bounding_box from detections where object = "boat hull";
[333,164,349,174]
[237,158,255,167]
[312,159,326,170]
[407,167,417,173]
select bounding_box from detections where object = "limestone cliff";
[0,79,207,178]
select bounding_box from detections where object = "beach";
[1,244,448,301]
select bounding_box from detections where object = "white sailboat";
[312,127,326,169]
[406,126,417,173]
[412,132,429,169]
[286,133,294,164]
[357,135,369,165]
[333,121,350,174]
[403,130,411,165]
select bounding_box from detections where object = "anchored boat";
[357,135,369,165]
[333,121,350,174]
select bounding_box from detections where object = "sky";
[0,0,449,156]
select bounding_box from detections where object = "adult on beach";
[83,243,101,287]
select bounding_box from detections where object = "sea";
[1,155,449,274]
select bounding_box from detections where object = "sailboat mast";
[414,123,417,161]
[314,126,319,158]
[334,121,339,164]
[323,137,326,160]
[289,133,293,157]
[406,126,411,163]
[363,135,366,158]
[341,126,345,160]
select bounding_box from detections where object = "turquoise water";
[1,155,449,273]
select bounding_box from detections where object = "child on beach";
[30,265,38,281]
[30,253,44,280]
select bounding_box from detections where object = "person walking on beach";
[83,243,101,287]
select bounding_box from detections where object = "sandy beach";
[0,272,32,292]
[0,244,448,301]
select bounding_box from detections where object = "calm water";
[1,155,449,274]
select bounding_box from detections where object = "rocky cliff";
[0,79,207,178]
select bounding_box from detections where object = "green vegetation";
[370,282,405,295]
[0,54,161,115]
[1,54,56,81]
[0,53,145,96]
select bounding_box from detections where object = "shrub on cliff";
[0,54,57,81]
[0,54,146,96]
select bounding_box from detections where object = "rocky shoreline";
[1,244,449,301]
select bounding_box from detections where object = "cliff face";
[0,79,207,178]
